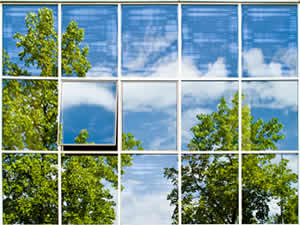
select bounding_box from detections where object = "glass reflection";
[242,154,298,224]
[242,5,297,77]
[3,5,58,76]
[123,82,176,150]
[61,82,116,145]
[181,154,238,224]
[121,155,178,225]
[62,6,117,77]
[182,5,238,77]
[242,81,298,151]
[3,154,58,224]
[182,82,238,151]
[122,5,178,77]
[62,155,118,224]
[2,80,58,150]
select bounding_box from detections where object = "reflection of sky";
[123,82,177,150]
[62,82,116,144]
[243,81,298,150]
[243,5,297,77]
[122,5,178,77]
[121,155,177,225]
[3,5,58,76]
[182,5,238,77]
[182,82,238,150]
[62,6,117,77]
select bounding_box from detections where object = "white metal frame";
[0,1,299,225]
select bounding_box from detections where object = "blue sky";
[3,4,299,223]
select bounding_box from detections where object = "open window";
[60,81,117,150]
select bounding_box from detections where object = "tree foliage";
[165,93,298,224]
[2,8,140,224]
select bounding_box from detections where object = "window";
[1,1,299,225]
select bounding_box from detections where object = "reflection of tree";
[2,8,142,224]
[165,93,298,224]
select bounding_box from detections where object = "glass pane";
[122,5,178,77]
[242,5,297,77]
[123,82,176,150]
[3,154,58,224]
[182,154,238,224]
[121,155,178,225]
[182,82,238,151]
[242,154,298,224]
[61,82,116,145]
[2,80,58,150]
[62,6,117,77]
[3,5,58,76]
[182,5,238,78]
[242,81,298,151]
[62,155,118,224]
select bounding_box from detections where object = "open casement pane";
[122,5,178,77]
[242,154,298,224]
[182,81,238,151]
[181,154,239,224]
[121,155,178,225]
[61,82,117,147]
[62,5,117,77]
[122,82,177,150]
[242,81,298,151]
[182,5,238,78]
[242,5,298,77]
[2,79,58,151]
[3,5,58,77]
[62,154,118,224]
[3,153,58,224]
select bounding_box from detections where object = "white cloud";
[182,56,229,78]
[243,48,297,77]
[62,82,115,111]
[123,83,176,112]
[86,65,115,77]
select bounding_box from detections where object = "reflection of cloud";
[244,81,297,111]
[182,57,228,77]
[123,83,176,112]
[65,8,113,17]
[86,65,115,77]
[62,82,115,111]
[244,48,297,77]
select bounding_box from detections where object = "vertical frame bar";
[57,3,62,225]
[117,4,122,225]
[238,3,243,225]
[297,5,300,224]
[177,3,182,225]
[0,4,3,225]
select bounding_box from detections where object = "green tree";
[165,93,298,224]
[2,8,141,224]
